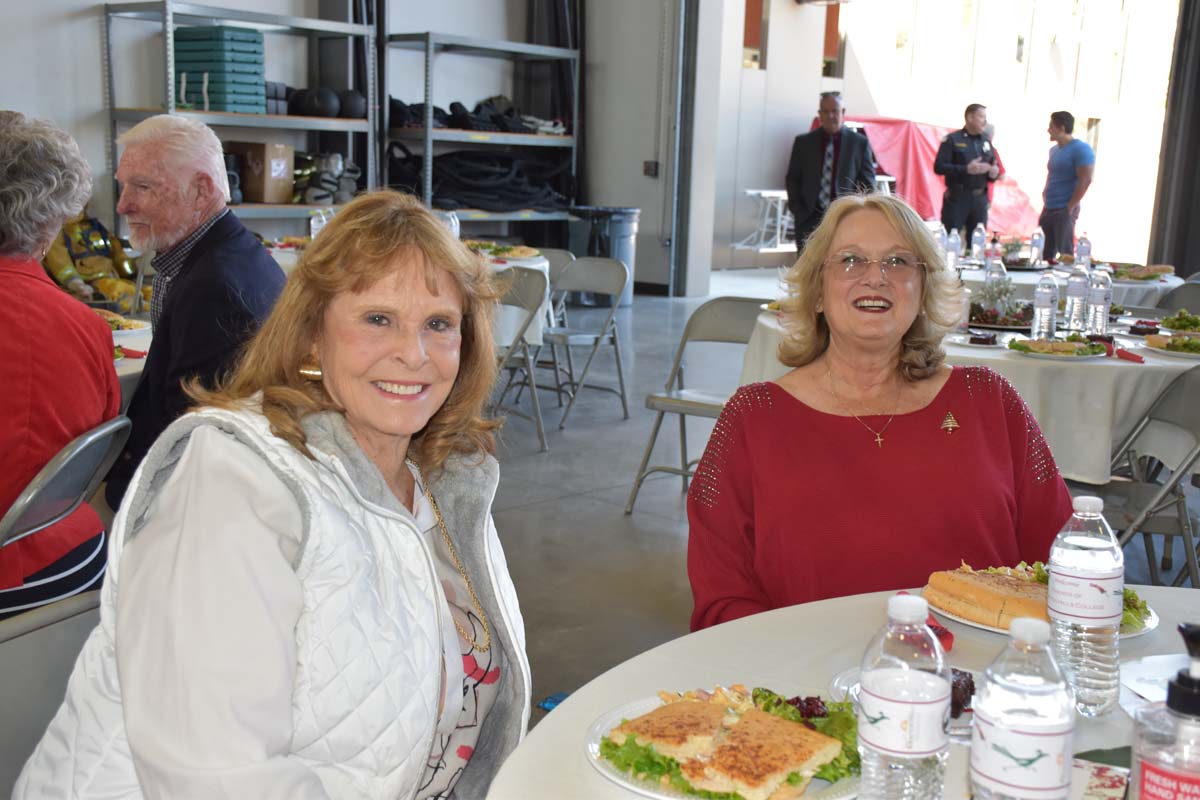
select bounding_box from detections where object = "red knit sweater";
[687,366,1073,631]
[0,256,121,588]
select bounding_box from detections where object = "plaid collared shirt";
[149,209,229,328]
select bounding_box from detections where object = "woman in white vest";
[17,191,531,799]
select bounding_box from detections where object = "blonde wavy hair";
[190,190,502,474]
[778,193,960,381]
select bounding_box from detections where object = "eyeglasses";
[826,251,925,281]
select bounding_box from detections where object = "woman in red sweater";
[0,114,120,619]
[688,193,1073,631]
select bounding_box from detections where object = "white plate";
[585,697,859,800]
[1010,348,1108,361]
[927,604,1159,639]
[1156,326,1200,336]
[1142,345,1200,360]
[946,333,1004,348]
[111,320,151,338]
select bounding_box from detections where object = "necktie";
[818,137,834,209]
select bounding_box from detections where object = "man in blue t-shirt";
[1038,110,1095,260]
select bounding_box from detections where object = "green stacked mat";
[173,26,265,113]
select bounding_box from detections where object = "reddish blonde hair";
[190,190,502,473]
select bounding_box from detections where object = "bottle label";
[1138,760,1200,799]
[857,668,950,756]
[970,708,1074,798]
[1067,283,1087,298]
[1088,287,1111,305]
[1047,565,1123,624]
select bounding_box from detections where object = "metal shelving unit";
[382,31,579,220]
[103,1,377,227]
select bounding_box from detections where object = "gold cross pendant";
[874,433,884,447]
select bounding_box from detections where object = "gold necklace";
[409,462,492,652]
[825,362,901,448]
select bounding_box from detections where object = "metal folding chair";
[539,257,631,429]
[1091,365,1200,587]
[0,416,131,550]
[0,590,101,792]
[1157,282,1200,312]
[493,267,551,452]
[625,296,769,514]
[540,247,576,327]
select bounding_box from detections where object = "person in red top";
[688,193,1073,631]
[0,113,120,619]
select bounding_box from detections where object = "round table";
[487,586,1196,799]
[739,312,1198,484]
[958,267,1183,307]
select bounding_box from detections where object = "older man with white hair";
[105,115,284,508]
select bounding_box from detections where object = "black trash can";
[568,205,640,307]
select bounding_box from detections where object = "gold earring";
[298,358,323,381]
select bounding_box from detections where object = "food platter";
[1142,344,1200,361]
[585,697,859,800]
[926,603,1159,640]
[965,321,1032,332]
[111,319,151,338]
[1010,349,1107,361]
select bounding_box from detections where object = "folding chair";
[1157,282,1200,312]
[0,590,101,792]
[493,266,551,452]
[1092,365,1200,587]
[539,257,631,429]
[0,416,131,550]
[539,248,576,327]
[625,296,768,514]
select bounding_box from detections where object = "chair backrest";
[1157,282,1200,312]
[539,248,576,288]
[495,266,549,359]
[0,416,131,549]
[0,590,101,793]
[1143,364,1200,437]
[662,296,772,391]
[550,256,629,298]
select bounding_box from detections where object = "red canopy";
[847,115,1040,237]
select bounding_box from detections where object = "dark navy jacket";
[105,212,284,507]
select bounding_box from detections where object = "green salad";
[1161,308,1200,332]
[753,688,860,784]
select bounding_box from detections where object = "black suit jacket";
[785,126,877,239]
[105,212,284,507]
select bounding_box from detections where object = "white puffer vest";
[15,404,530,799]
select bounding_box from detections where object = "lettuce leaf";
[1122,588,1150,631]
[599,736,745,800]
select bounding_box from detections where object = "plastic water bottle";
[1075,233,1092,269]
[956,285,972,332]
[858,595,951,799]
[933,225,948,253]
[1064,265,1089,333]
[970,618,1075,800]
[1086,267,1113,336]
[983,255,1009,313]
[971,222,987,260]
[1032,272,1058,340]
[947,229,962,271]
[1048,496,1123,718]
[1030,227,1046,264]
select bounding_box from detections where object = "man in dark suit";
[785,92,878,247]
[104,116,284,508]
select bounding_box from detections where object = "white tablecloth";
[114,330,153,411]
[739,313,1197,484]
[487,586,1196,800]
[959,268,1183,307]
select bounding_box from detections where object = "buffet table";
[739,312,1197,484]
[488,586,1195,800]
[958,267,1183,307]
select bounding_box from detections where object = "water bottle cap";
[887,594,928,623]
[1073,496,1103,514]
[1009,618,1051,644]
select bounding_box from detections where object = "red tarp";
[846,115,1040,237]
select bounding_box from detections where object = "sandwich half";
[923,566,1048,629]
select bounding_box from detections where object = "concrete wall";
[709,0,826,272]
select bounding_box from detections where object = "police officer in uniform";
[934,103,1001,241]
